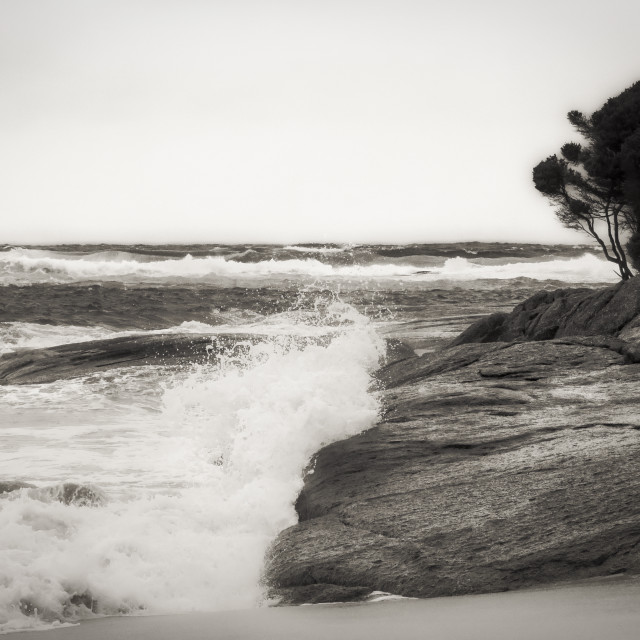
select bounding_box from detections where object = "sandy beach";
[11,576,640,640]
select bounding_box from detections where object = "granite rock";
[266,331,640,603]
[450,277,640,345]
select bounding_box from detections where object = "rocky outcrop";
[450,276,640,345]
[35,483,107,507]
[0,482,106,506]
[0,333,296,385]
[265,282,640,604]
[0,334,404,386]
[0,481,35,494]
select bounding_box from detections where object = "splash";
[0,303,384,632]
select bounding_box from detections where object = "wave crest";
[0,248,618,284]
[0,302,384,631]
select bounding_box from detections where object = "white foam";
[431,254,618,283]
[0,323,118,355]
[0,248,619,284]
[283,245,352,254]
[0,248,412,283]
[0,321,230,356]
[0,303,384,632]
[0,312,356,359]
[365,591,416,602]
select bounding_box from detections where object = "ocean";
[0,243,620,633]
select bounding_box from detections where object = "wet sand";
[14,576,640,640]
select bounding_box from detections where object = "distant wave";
[282,244,353,254]
[0,248,414,282]
[431,254,618,283]
[0,247,618,284]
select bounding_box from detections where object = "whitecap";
[0,303,384,631]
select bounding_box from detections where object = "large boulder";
[265,335,640,603]
[0,333,318,385]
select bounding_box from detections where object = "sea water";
[0,243,619,632]
[0,245,618,285]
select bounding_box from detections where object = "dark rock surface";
[0,482,106,506]
[0,333,284,385]
[451,276,640,345]
[0,333,402,386]
[271,584,372,605]
[38,483,107,507]
[265,282,640,604]
[0,481,36,494]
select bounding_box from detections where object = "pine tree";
[533,81,640,279]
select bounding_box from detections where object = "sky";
[2,0,640,245]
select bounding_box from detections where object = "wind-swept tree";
[533,81,640,280]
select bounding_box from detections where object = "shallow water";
[11,576,640,640]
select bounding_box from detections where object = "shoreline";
[2,268,639,631]
[266,277,640,603]
[10,575,640,639]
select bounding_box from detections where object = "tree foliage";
[533,81,640,279]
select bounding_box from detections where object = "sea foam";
[434,254,618,282]
[0,323,118,356]
[0,248,619,284]
[0,303,384,632]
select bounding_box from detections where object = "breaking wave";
[0,248,619,284]
[282,245,353,254]
[0,303,383,632]
[432,254,619,283]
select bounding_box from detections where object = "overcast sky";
[2,0,639,244]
